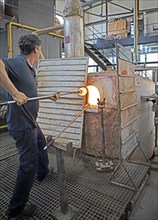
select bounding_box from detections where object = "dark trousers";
[6,126,49,218]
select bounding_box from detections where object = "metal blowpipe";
[44,106,88,150]
[0,87,87,106]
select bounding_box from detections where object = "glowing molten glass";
[87,85,100,106]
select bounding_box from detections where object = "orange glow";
[87,85,100,106]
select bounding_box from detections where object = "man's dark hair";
[18,34,41,55]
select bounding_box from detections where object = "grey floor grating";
[0,134,150,220]
[109,160,150,189]
[0,133,17,161]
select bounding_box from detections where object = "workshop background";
[0,0,158,220]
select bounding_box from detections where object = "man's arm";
[0,60,28,105]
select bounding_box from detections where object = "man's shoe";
[8,203,38,220]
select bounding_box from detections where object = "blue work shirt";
[1,55,39,131]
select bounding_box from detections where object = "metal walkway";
[0,133,150,220]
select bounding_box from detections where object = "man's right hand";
[12,91,28,105]
[51,92,60,101]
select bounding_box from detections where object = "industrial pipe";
[64,0,84,58]
[0,87,87,106]
[134,0,139,63]
[7,22,64,58]
[32,24,64,36]
[32,24,64,59]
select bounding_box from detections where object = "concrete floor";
[129,171,158,220]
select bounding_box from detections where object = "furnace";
[37,57,154,162]
[36,58,119,160]
[83,69,120,158]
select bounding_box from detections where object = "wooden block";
[108,19,127,36]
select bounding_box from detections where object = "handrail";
[85,25,117,64]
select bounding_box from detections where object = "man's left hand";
[51,92,60,101]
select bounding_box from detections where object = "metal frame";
[83,1,158,67]
[109,43,150,191]
[81,0,112,9]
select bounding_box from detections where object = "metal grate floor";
[0,133,17,161]
[0,133,150,220]
[109,160,150,190]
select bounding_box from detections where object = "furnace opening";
[87,85,100,107]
